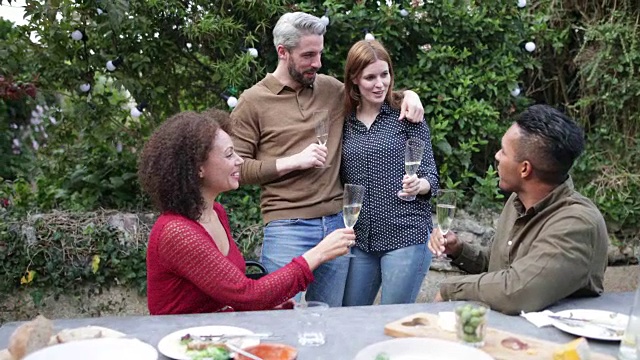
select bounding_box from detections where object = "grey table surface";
[0,292,633,359]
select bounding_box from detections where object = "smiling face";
[280,34,323,87]
[199,129,244,196]
[353,59,391,108]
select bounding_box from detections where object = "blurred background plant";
[0,0,638,304]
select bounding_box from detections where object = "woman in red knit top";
[138,110,355,315]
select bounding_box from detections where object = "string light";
[517,0,527,8]
[79,83,91,92]
[106,56,123,71]
[320,9,330,26]
[130,101,147,118]
[220,93,238,108]
[364,29,375,41]
[71,30,85,41]
[97,8,104,15]
[510,86,521,97]
[247,47,258,58]
[399,8,409,17]
[525,41,536,52]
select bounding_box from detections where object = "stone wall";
[1,210,637,323]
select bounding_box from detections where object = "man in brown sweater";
[231,12,424,306]
[428,104,608,315]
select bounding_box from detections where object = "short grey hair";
[273,12,326,50]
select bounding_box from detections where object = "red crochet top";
[146,202,314,315]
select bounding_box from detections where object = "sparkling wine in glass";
[432,189,458,269]
[313,110,330,168]
[343,183,365,258]
[398,138,425,201]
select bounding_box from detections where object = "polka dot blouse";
[341,101,439,252]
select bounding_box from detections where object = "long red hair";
[343,40,403,117]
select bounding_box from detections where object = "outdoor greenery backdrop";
[0,0,638,313]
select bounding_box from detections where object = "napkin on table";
[520,310,557,328]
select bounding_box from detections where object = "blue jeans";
[261,212,349,307]
[342,244,431,306]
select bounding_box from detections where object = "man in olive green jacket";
[428,104,608,315]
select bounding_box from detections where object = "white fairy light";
[227,96,238,108]
[71,30,83,41]
[400,9,409,17]
[130,107,142,118]
[97,8,104,15]
[525,41,536,52]
[517,0,527,8]
[320,15,330,26]
[106,61,116,71]
[79,83,91,92]
[247,48,258,58]
[365,32,375,41]
[510,87,521,97]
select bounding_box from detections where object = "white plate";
[354,338,495,360]
[157,325,260,360]
[24,338,158,360]
[550,309,628,341]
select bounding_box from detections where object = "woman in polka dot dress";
[341,40,439,306]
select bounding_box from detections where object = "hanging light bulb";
[71,30,84,41]
[517,0,527,8]
[220,93,238,108]
[510,86,521,97]
[79,83,91,93]
[247,47,259,58]
[130,101,147,118]
[320,9,330,26]
[525,41,536,52]
[364,30,375,41]
[97,8,104,15]
[399,8,409,17]
[106,56,123,71]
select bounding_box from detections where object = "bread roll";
[7,315,53,360]
[0,349,15,360]
[49,326,125,344]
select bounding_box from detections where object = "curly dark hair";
[138,109,232,220]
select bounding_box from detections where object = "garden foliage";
[0,0,638,306]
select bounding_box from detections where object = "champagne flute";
[343,183,365,258]
[432,189,458,269]
[313,110,330,168]
[398,138,425,201]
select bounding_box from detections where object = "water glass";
[619,277,640,359]
[294,301,329,346]
[455,302,489,347]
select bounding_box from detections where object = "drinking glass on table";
[343,183,365,258]
[313,110,330,168]
[398,138,425,201]
[431,189,458,270]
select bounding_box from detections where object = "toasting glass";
[313,110,330,168]
[343,183,365,258]
[432,189,458,269]
[398,138,426,201]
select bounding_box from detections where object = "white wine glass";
[432,189,458,270]
[313,110,330,168]
[343,183,365,258]
[398,138,425,201]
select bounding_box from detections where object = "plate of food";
[549,309,628,341]
[24,338,158,360]
[157,325,260,360]
[354,338,495,360]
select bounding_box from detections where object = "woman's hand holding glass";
[302,228,356,270]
